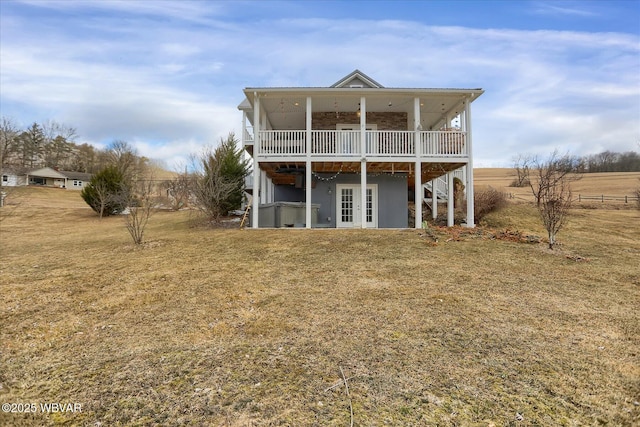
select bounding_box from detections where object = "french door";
[336,184,378,228]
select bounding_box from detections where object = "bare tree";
[192,149,240,223]
[107,140,143,183]
[163,168,194,211]
[92,178,113,219]
[122,178,157,245]
[41,120,78,143]
[510,154,532,187]
[529,151,582,249]
[0,117,20,172]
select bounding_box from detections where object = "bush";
[509,177,530,187]
[473,186,508,222]
[81,166,127,217]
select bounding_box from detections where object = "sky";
[1,0,639,168]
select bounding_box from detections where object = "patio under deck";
[258,161,466,189]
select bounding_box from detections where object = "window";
[2,175,7,182]
[73,180,83,187]
[341,188,353,223]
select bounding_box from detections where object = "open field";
[1,175,639,426]
[475,168,640,204]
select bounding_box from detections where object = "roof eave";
[243,87,484,98]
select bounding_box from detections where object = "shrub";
[81,165,127,218]
[192,133,250,222]
[473,186,508,222]
[509,177,530,187]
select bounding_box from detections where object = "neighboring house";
[1,167,27,187]
[238,70,483,229]
[25,167,92,190]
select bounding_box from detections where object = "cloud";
[1,2,638,169]
[530,2,597,17]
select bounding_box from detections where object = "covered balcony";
[244,129,467,159]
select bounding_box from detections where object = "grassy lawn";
[1,179,639,426]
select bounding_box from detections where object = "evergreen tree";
[214,132,250,214]
[18,123,45,168]
[81,165,127,218]
[44,135,73,169]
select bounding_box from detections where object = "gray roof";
[27,167,92,180]
[60,170,92,180]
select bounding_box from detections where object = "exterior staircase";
[422,167,465,210]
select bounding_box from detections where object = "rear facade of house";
[238,70,483,229]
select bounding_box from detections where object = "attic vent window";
[349,84,363,88]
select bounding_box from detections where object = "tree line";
[0,117,134,175]
[579,150,640,173]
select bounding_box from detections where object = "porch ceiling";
[258,161,465,188]
[242,89,482,131]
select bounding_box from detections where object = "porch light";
[356,103,361,117]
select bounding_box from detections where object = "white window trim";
[336,183,378,228]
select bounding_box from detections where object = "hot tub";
[256,202,320,228]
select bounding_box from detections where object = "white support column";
[241,112,246,145]
[464,98,475,227]
[414,97,422,229]
[260,170,267,204]
[360,96,367,156]
[306,160,312,228]
[447,172,454,227]
[360,96,367,228]
[306,96,312,229]
[414,97,421,157]
[414,161,422,228]
[432,178,438,220]
[361,160,367,228]
[251,94,260,228]
[264,176,270,204]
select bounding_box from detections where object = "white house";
[25,167,92,190]
[238,70,483,229]
[1,167,27,187]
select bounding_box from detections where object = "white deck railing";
[370,131,415,156]
[420,131,466,156]
[244,127,254,144]
[254,130,467,158]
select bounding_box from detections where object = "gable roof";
[330,69,384,88]
[27,167,92,180]
[27,167,68,179]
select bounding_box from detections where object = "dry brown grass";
[1,184,639,426]
[476,168,640,205]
